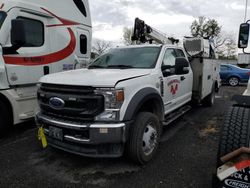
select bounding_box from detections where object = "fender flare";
[123,87,164,121]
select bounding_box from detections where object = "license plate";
[49,126,63,141]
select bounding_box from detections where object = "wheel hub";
[142,123,157,156]
[229,78,239,86]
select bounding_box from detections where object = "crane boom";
[131,18,179,45]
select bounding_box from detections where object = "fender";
[123,87,164,121]
[226,74,241,81]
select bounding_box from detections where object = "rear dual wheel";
[203,84,215,107]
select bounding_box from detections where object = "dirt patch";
[199,117,219,138]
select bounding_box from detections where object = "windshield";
[0,11,6,29]
[89,47,161,69]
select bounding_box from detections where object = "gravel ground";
[0,85,246,188]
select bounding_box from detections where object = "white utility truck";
[36,18,220,164]
[0,0,92,134]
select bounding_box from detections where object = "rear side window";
[175,49,186,58]
[80,34,87,54]
[16,17,44,47]
[221,65,231,71]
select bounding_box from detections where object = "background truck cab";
[0,0,92,135]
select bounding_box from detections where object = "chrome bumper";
[36,113,127,144]
[36,113,130,157]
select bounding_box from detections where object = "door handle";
[181,76,186,81]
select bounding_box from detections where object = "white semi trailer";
[215,22,250,188]
[0,0,92,135]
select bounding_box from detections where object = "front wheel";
[126,112,161,164]
[228,76,239,86]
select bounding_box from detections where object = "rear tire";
[126,112,161,164]
[228,76,239,86]
[203,85,215,107]
[0,101,11,137]
[214,106,250,187]
[217,106,250,162]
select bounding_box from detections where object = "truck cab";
[0,0,92,134]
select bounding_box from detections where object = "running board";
[162,105,192,126]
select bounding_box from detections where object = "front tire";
[126,112,161,164]
[228,76,239,86]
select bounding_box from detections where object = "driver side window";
[162,49,176,66]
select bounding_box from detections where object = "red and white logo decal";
[3,8,81,66]
[168,79,180,95]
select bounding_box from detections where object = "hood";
[39,68,152,87]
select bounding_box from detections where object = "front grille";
[40,83,94,95]
[38,83,104,122]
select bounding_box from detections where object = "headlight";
[95,88,124,121]
[37,83,41,88]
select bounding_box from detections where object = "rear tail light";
[247,72,250,76]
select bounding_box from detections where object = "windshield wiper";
[107,65,134,69]
[88,65,105,69]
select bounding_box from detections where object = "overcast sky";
[89,0,248,44]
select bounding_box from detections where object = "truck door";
[3,12,49,86]
[174,49,193,107]
[75,28,91,68]
[161,48,179,114]
[161,48,192,114]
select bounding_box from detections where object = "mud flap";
[217,148,250,188]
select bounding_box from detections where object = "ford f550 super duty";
[36,18,220,164]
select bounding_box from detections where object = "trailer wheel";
[203,84,215,107]
[126,112,161,164]
[0,101,11,137]
[217,106,250,163]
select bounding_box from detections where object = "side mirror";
[175,57,190,75]
[161,65,175,77]
[11,19,26,48]
[238,23,250,49]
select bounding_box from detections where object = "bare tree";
[123,27,133,45]
[92,39,112,55]
[216,33,237,59]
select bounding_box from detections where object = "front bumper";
[36,113,130,158]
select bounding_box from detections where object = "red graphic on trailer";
[3,8,81,66]
[168,79,180,95]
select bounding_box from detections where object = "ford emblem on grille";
[49,97,65,109]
